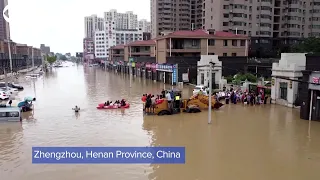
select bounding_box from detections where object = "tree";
[47,56,57,64]
[234,73,257,83]
[292,37,320,53]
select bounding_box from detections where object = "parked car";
[193,85,209,95]
[0,87,18,95]
[0,91,9,100]
[0,82,23,90]
[9,83,24,90]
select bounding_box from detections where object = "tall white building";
[94,21,143,59]
[138,19,151,33]
[84,14,104,38]
[104,9,138,30]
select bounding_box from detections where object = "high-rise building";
[40,44,50,55]
[202,0,320,56]
[84,14,104,38]
[0,0,9,40]
[104,10,138,30]
[94,21,143,60]
[139,19,151,32]
[150,0,203,38]
[152,0,320,56]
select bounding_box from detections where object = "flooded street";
[1,65,320,180]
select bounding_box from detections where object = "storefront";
[156,64,178,85]
[307,72,320,121]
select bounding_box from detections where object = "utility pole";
[208,62,214,124]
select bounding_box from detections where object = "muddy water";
[0,65,320,180]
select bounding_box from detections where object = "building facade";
[271,53,306,107]
[152,0,320,57]
[139,19,151,32]
[40,44,50,55]
[0,0,9,40]
[155,29,249,63]
[83,38,95,61]
[94,21,143,59]
[84,14,104,38]
[104,10,138,30]
[151,0,201,38]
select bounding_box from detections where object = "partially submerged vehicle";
[0,106,22,122]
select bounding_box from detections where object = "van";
[0,107,22,122]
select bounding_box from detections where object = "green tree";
[292,37,320,53]
[234,73,257,83]
[47,56,57,64]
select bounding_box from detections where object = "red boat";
[96,103,130,109]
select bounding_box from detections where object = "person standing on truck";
[166,91,172,109]
[175,93,181,108]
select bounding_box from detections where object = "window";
[223,40,228,46]
[240,40,246,46]
[223,53,227,56]
[8,112,19,117]
[279,82,288,100]
[192,40,197,46]
[208,39,215,46]
[0,112,6,117]
[201,73,204,85]
[232,53,237,56]
[232,40,237,46]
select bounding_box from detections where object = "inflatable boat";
[96,103,130,109]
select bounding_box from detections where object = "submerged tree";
[47,56,57,64]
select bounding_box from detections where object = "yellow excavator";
[143,90,223,116]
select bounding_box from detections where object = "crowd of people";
[214,85,270,105]
[104,99,126,107]
[142,89,182,112]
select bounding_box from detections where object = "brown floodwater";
[0,64,320,180]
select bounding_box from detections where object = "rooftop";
[158,29,248,39]
[126,39,156,46]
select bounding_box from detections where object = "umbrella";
[18,101,26,108]
[24,96,34,101]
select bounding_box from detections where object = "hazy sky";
[9,0,150,55]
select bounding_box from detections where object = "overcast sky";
[9,0,150,55]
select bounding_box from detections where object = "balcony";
[168,39,201,53]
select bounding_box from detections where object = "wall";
[124,47,129,61]
[306,54,320,71]
[271,53,306,107]
[167,56,200,84]
[156,39,167,64]
[207,39,247,56]
[219,56,247,77]
[197,55,222,87]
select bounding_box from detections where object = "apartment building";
[124,39,156,61]
[94,21,143,59]
[151,0,202,38]
[139,19,151,32]
[84,15,104,38]
[155,29,249,63]
[104,10,138,30]
[83,38,95,60]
